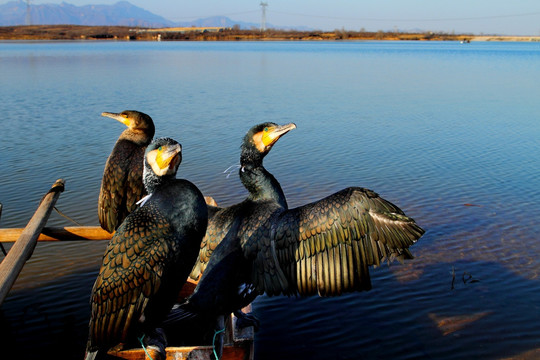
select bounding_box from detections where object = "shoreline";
[1,25,539,42]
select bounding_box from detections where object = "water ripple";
[1,41,539,360]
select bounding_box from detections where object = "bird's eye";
[158,146,162,151]
[264,127,268,132]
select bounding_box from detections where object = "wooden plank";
[0,226,112,242]
[108,306,255,360]
[0,194,217,243]
[0,179,65,304]
[177,277,198,301]
[0,203,7,256]
[108,344,249,360]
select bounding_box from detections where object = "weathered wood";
[0,226,112,242]
[177,278,198,301]
[0,179,65,305]
[0,194,218,243]
[0,203,6,256]
[108,344,250,360]
[108,304,255,360]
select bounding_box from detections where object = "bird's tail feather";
[162,302,201,327]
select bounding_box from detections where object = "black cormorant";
[98,110,155,233]
[85,137,208,359]
[172,123,424,333]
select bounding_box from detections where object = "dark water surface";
[0,40,539,359]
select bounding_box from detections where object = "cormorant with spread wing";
[98,110,155,233]
[170,122,424,343]
[85,137,208,360]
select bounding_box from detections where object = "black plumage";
[172,123,424,334]
[85,137,208,359]
[98,110,155,233]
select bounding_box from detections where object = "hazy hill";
[0,1,265,28]
[177,15,260,30]
[1,1,175,27]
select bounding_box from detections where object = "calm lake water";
[0,40,539,360]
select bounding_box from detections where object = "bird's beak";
[156,143,182,170]
[102,112,130,127]
[262,123,297,147]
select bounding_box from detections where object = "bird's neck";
[143,167,175,195]
[240,164,287,209]
[120,128,153,146]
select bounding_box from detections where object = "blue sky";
[30,0,540,35]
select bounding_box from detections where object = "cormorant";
[85,137,208,359]
[98,110,155,233]
[168,123,424,348]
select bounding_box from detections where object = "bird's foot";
[141,328,167,360]
[212,316,225,360]
[143,346,165,360]
[234,310,260,331]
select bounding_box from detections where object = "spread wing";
[249,187,424,297]
[98,140,147,233]
[88,204,175,349]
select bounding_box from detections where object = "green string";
[138,334,154,360]
[212,328,225,360]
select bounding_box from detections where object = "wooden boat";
[0,179,254,360]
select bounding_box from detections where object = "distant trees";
[0,25,475,42]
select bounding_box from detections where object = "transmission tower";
[260,2,268,31]
[25,0,32,25]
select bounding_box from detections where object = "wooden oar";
[0,203,6,255]
[0,196,219,243]
[0,226,112,242]
[0,179,65,304]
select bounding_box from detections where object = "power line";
[268,9,540,23]
[162,8,540,26]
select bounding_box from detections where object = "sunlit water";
[0,40,539,359]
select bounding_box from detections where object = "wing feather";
[98,141,147,233]
[253,187,424,296]
[89,204,174,348]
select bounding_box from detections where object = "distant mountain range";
[0,0,264,28]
